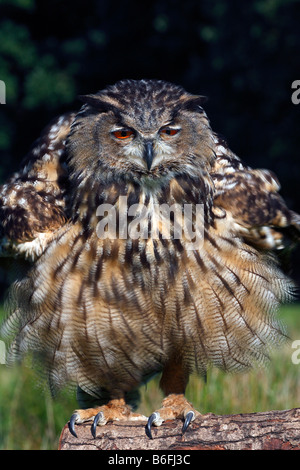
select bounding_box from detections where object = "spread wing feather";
[0,112,76,261]
[211,135,300,253]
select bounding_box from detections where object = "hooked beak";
[143,141,154,170]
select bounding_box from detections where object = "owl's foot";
[145,393,200,439]
[68,398,147,438]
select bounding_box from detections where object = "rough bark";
[59,407,300,450]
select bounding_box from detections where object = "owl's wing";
[211,135,300,255]
[0,112,76,262]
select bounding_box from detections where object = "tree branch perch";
[58,407,300,450]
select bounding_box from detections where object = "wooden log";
[58,407,300,450]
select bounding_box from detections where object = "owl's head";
[67,79,215,187]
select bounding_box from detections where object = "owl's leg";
[145,358,200,439]
[69,397,147,438]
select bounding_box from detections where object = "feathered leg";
[145,357,200,439]
[69,397,147,439]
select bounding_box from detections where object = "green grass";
[0,303,299,449]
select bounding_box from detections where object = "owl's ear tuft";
[78,94,119,114]
[182,95,207,113]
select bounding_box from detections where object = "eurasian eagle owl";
[0,79,299,439]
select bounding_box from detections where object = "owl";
[0,79,299,440]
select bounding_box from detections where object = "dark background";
[0,0,299,290]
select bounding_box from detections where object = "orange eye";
[112,129,134,139]
[160,128,180,137]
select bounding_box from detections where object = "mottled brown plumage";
[0,79,299,438]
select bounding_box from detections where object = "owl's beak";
[143,141,154,170]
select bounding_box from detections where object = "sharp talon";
[69,413,78,438]
[182,411,195,435]
[145,412,158,439]
[91,412,102,439]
